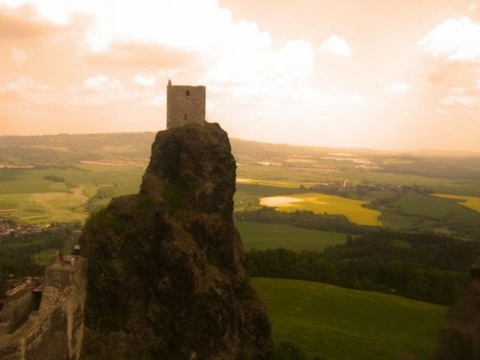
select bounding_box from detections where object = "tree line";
[235,207,367,234]
[246,230,478,305]
[0,222,80,278]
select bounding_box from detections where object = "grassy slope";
[236,221,347,252]
[252,277,446,360]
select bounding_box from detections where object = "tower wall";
[167,84,206,129]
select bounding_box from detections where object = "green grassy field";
[0,168,74,194]
[237,178,300,188]
[237,163,335,184]
[236,221,347,251]
[35,248,60,266]
[0,165,143,223]
[251,277,446,360]
[388,193,480,226]
[338,170,454,187]
[259,192,382,226]
[430,179,480,197]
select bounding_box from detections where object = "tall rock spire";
[81,123,272,359]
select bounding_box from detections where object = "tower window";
[184,114,187,120]
[186,90,190,97]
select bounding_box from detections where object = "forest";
[246,229,476,305]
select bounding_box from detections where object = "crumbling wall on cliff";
[0,281,39,336]
[81,122,272,360]
[0,257,87,360]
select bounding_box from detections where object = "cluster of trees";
[308,182,429,200]
[235,207,365,234]
[0,222,80,278]
[44,174,66,182]
[246,231,478,305]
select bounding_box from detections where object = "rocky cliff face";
[433,269,480,359]
[80,123,272,359]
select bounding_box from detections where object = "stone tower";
[166,80,206,129]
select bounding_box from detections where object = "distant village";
[0,219,79,241]
[0,219,49,239]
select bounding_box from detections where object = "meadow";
[237,177,300,188]
[0,165,143,223]
[236,221,347,252]
[375,192,480,235]
[337,170,453,188]
[252,277,446,360]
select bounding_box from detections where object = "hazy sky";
[0,0,479,151]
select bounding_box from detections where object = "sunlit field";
[433,194,480,213]
[0,165,143,223]
[260,192,382,226]
[236,177,300,188]
[236,221,347,251]
[252,277,446,360]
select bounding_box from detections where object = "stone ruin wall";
[167,84,206,129]
[0,257,87,360]
[0,282,40,336]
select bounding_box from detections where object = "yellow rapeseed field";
[260,192,382,226]
[433,194,480,213]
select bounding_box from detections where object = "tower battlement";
[166,81,206,129]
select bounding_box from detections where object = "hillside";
[252,277,447,360]
[1,132,480,179]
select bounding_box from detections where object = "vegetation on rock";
[81,123,272,359]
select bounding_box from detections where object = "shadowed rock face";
[433,264,480,360]
[81,123,272,360]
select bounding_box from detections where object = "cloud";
[82,74,121,91]
[270,39,315,86]
[388,83,409,93]
[3,0,476,151]
[427,62,480,84]
[63,73,167,107]
[10,46,27,63]
[441,95,480,106]
[133,75,156,87]
[347,93,365,106]
[440,83,480,107]
[0,75,56,104]
[320,90,366,109]
[86,42,196,69]
[202,39,314,90]
[0,6,59,40]
[417,17,480,62]
[318,35,352,56]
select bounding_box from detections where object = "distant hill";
[2,131,480,179]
